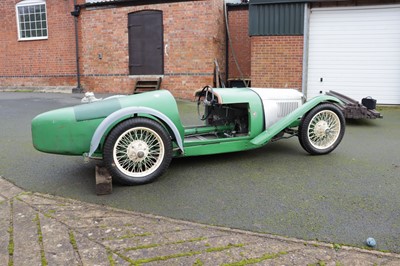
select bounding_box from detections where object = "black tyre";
[298,103,345,155]
[103,118,172,185]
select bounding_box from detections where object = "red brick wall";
[251,36,303,90]
[0,0,77,87]
[227,5,251,81]
[79,0,226,100]
[0,0,225,98]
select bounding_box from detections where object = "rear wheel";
[103,118,172,185]
[298,103,345,155]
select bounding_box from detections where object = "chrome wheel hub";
[314,121,330,138]
[127,140,149,162]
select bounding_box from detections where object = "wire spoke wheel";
[114,127,164,177]
[299,103,345,155]
[104,118,172,185]
[308,110,341,149]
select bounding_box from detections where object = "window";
[16,0,48,41]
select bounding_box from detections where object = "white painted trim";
[301,3,310,97]
[15,0,48,41]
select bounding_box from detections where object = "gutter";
[81,0,203,8]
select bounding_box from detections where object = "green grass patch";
[308,261,326,266]
[69,231,79,251]
[107,248,117,266]
[130,243,245,265]
[124,243,160,252]
[123,237,207,253]
[130,250,202,265]
[193,258,204,265]
[221,251,288,266]
[104,232,152,241]
[34,214,48,266]
[7,226,14,255]
[44,209,56,218]
[8,199,14,266]
[206,243,244,253]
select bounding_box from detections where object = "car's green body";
[32,88,342,159]
[32,90,182,157]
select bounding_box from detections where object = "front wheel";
[298,103,345,155]
[103,118,172,185]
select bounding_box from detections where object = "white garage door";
[307,5,400,104]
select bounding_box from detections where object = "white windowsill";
[18,37,48,41]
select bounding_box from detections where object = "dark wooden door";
[128,11,163,75]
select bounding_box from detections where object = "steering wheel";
[197,85,215,121]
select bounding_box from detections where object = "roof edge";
[82,0,204,8]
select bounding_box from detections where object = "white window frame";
[16,0,48,41]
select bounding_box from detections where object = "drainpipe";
[225,2,229,86]
[71,1,83,93]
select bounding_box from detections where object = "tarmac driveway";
[0,92,399,253]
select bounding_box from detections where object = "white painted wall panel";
[307,5,400,104]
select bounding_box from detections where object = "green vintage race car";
[32,86,345,185]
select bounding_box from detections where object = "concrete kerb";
[1,176,400,265]
[0,86,74,94]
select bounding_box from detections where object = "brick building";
[227,0,400,104]
[2,0,400,104]
[226,3,251,86]
[0,0,77,89]
[79,0,226,99]
[1,0,226,99]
